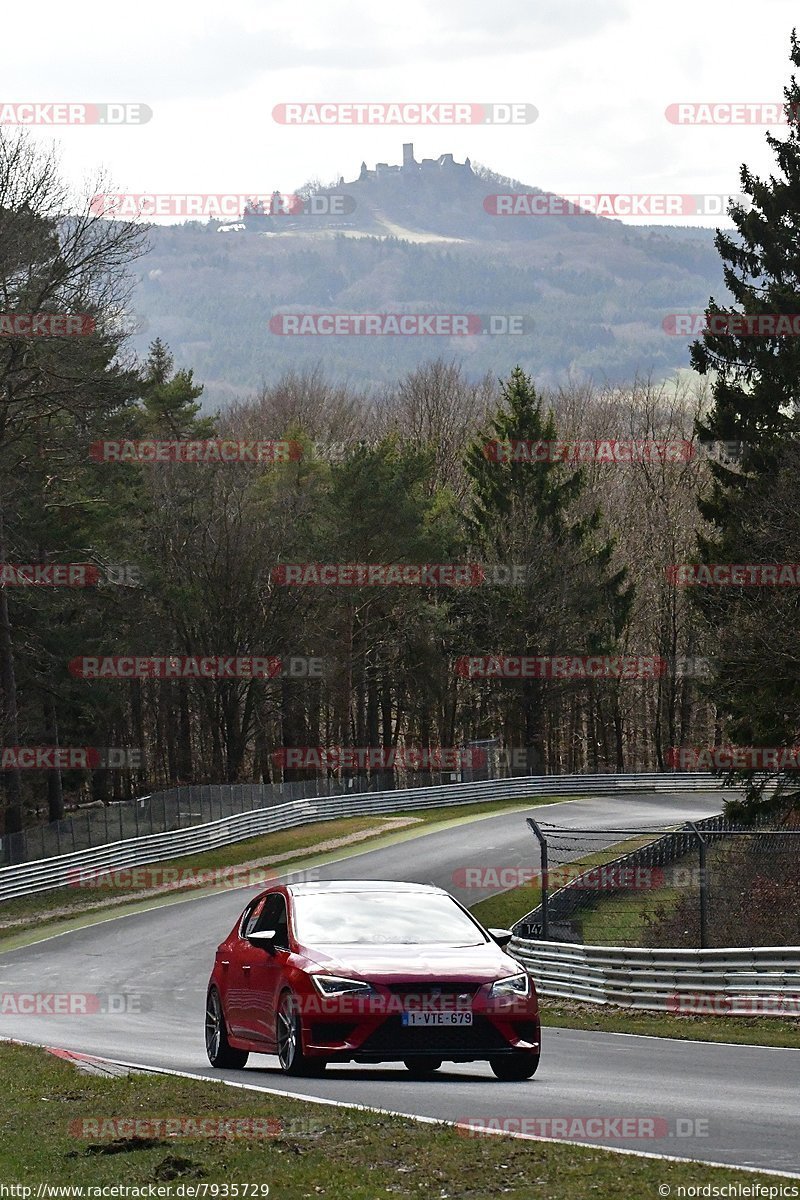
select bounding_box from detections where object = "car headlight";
[310,974,377,997]
[489,972,530,999]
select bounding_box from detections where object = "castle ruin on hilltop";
[355,143,473,182]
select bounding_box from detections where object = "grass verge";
[0,1042,791,1196]
[469,835,654,930]
[578,884,686,946]
[539,998,800,1049]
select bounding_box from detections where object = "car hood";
[297,940,522,983]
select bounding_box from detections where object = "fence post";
[526,817,549,940]
[688,822,708,949]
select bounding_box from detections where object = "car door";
[225,895,267,1038]
[239,892,291,1046]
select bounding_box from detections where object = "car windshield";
[292,891,488,946]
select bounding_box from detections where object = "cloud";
[0,0,630,103]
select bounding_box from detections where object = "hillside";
[129,146,727,404]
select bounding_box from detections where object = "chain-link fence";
[513,815,800,948]
[1,742,508,868]
[0,774,387,867]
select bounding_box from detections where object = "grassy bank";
[0,1043,791,1197]
[469,835,654,930]
[539,998,800,1048]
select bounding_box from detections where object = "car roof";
[283,880,447,896]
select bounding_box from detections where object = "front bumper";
[300,987,540,1062]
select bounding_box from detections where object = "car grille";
[357,1015,509,1057]
[386,982,481,999]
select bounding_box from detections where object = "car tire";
[403,1057,442,1077]
[490,1051,540,1081]
[276,991,327,1075]
[205,987,249,1069]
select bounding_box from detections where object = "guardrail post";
[526,817,549,940]
[688,822,709,949]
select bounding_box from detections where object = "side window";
[256,893,290,949]
[242,896,266,938]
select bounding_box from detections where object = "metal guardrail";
[509,937,800,1010]
[0,775,377,867]
[0,772,725,902]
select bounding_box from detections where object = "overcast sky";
[4,0,798,225]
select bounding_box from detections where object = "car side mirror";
[247,929,277,951]
[488,927,514,948]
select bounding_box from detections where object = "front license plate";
[401,1011,473,1026]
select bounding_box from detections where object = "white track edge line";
[3,1036,798,1181]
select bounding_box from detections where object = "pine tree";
[139,339,215,438]
[692,30,800,526]
[689,32,800,814]
[463,367,632,771]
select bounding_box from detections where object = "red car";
[205,880,540,1080]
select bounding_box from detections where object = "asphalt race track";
[1,793,798,1176]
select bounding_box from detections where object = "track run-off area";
[1,792,797,1177]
